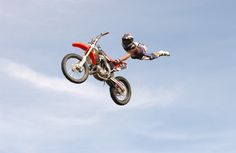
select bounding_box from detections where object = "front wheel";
[109,76,131,106]
[61,53,89,84]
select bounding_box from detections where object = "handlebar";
[101,32,109,36]
[91,32,110,45]
[96,32,109,39]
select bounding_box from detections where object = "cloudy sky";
[0,0,236,153]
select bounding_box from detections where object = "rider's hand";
[114,59,121,64]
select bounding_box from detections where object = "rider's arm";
[118,52,132,62]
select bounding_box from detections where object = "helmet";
[122,33,136,51]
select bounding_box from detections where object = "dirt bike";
[61,32,131,105]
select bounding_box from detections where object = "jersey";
[129,42,148,59]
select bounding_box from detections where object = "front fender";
[72,42,98,65]
[72,42,90,51]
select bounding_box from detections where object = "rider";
[115,33,170,62]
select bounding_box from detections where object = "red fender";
[72,42,90,51]
[72,42,98,65]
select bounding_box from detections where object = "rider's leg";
[141,56,151,60]
[138,43,170,60]
[139,46,157,60]
[141,50,170,60]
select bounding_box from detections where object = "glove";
[114,59,121,63]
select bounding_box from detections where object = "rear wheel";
[109,76,131,106]
[61,53,89,84]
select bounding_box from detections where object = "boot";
[153,50,170,57]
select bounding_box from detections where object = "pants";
[141,53,158,60]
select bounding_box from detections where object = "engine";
[92,55,112,81]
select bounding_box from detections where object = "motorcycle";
[61,32,131,105]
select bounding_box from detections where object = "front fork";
[109,77,126,93]
[73,44,95,71]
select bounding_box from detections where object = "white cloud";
[123,84,184,110]
[0,103,104,153]
[136,127,236,142]
[140,130,205,141]
[0,58,106,100]
[0,58,186,153]
[0,58,183,109]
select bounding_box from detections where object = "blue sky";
[0,0,236,153]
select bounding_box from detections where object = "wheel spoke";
[67,69,73,76]
[114,82,127,101]
[65,57,86,80]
